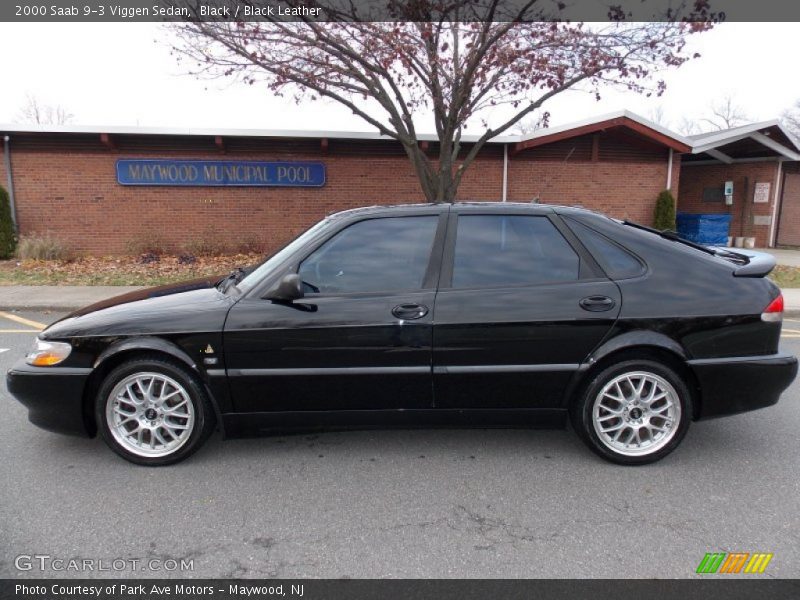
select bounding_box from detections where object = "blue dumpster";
[675,213,732,245]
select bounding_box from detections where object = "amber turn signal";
[25,339,72,367]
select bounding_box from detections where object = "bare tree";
[172,1,715,202]
[782,99,800,140]
[675,115,702,136]
[512,111,550,136]
[16,93,75,125]
[647,105,670,127]
[698,95,750,131]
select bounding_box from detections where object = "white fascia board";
[512,108,692,147]
[0,122,517,144]
[0,109,689,147]
[689,120,800,156]
[750,131,800,161]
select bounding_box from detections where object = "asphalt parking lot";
[0,310,798,579]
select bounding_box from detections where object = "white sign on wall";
[754,182,771,203]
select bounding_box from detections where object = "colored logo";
[696,552,773,574]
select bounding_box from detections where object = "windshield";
[235,218,332,294]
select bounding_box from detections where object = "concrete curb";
[0,286,145,313]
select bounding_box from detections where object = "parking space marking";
[781,328,800,334]
[0,311,45,331]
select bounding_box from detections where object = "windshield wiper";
[218,267,247,293]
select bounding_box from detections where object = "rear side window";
[566,218,645,279]
[452,215,580,288]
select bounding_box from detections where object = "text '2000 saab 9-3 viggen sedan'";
[7,203,797,465]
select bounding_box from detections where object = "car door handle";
[579,295,616,312]
[392,303,429,320]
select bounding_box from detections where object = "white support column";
[666,148,673,191]
[502,144,508,202]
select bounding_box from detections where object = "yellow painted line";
[758,553,774,573]
[0,329,41,333]
[0,311,47,330]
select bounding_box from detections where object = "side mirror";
[265,273,304,302]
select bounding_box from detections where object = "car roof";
[327,202,599,220]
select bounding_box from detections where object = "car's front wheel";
[96,356,215,466]
[572,359,692,465]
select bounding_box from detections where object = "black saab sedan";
[7,203,797,466]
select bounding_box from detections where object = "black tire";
[95,355,215,466]
[570,359,692,465]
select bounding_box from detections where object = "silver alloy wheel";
[592,371,681,457]
[105,372,195,458]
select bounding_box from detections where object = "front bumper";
[689,352,798,420]
[6,360,93,437]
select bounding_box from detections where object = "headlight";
[25,339,72,367]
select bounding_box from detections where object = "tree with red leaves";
[173,1,715,202]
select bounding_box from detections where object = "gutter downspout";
[666,148,673,191]
[3,135,17,232]
[768,159,784,248]
[502,143,508,202]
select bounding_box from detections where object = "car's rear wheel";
[96,356,215,466]
[572,359,692,465]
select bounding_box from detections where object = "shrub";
[16,232,68,261]
[138,252,160,265]
[181,227,229,256]
[236,234,266,255]
[0,186,16,259]
[653,189,676,231]
[125,232,169,256]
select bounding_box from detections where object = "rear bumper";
[6,361,93,437]
[689,353,798,420]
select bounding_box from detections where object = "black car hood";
[67,275,224,318]
[43,275,237,339]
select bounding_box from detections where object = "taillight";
[761,294,784,322]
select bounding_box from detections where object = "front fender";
[88,336,227,437]
[93,336,198,372]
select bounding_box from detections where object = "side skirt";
[222,408,567,438]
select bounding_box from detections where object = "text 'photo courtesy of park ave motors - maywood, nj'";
[2,1,800,597]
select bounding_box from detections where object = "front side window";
[452,215,580,288]
[298,216,438,294]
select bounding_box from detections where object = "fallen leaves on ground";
[0,253,264,286]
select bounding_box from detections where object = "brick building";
[0,110,797,255]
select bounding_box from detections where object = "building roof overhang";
[511,111,692,154]
[685,121,800,165]
[0,109,692,153]
[3,110,797,164]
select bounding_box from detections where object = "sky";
[0,21,798,135]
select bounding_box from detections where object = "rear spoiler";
[710,247,777,278]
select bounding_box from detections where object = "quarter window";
[566,218,645,279]
[452,215,580,288]
[298,216,438,294]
